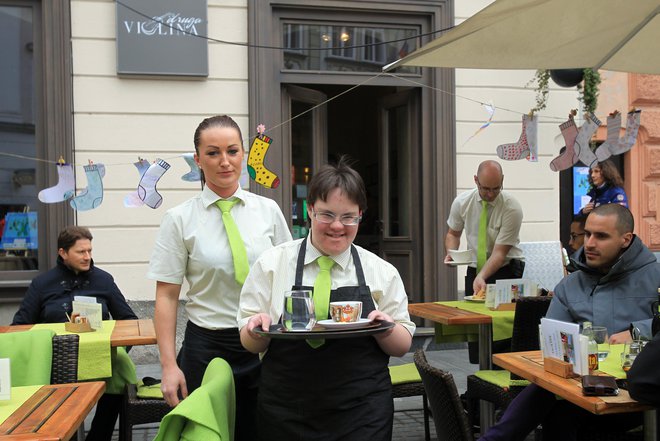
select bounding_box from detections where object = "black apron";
[257,241,393,441]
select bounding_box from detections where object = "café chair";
[119,380,171,441]
[51,334,80,384]
[390,363,431,441]
[413,348,474,441]
[465,296,551,419]
[152,357,235,441]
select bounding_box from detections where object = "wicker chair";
[51,334,80,384]
[465,296,551,418]
[119,382,171,441]
[413,348,474,441]
[390,363,431,441]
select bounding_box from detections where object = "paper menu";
[540,318,588,375]
[493,278,538,308]
[72,299,102,330]
[0,358,10,401]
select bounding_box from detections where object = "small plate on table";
[463,296,486,303]
[254,320,395,339]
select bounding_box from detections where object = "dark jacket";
[579,183,628,215]
[549,235,660,338]
[628,332,660,406]
[12,256,137,325]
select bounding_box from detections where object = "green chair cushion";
[0,330,55,387]
[389,363,422,385]
[474,369,529,388]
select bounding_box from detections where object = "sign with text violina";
[116,0,208,77]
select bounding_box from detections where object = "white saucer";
[448,261,476,267]
[463,296,486,303]
[318,318,373,330]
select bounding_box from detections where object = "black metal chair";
[51,333,80,384]
[413,348,474,441]
[465,296,551,418]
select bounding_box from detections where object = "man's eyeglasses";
[569,233,585,240]
[312,210,362,226]
[476,179,503,194]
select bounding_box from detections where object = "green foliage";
[578,68,601,114]
[529,69,551,114]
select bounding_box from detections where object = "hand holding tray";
[254,320,395,339]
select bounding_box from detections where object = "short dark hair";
[193,115,243,188]
[307,156,367,211]
[590,203,634,234]
[572,212,588,229]
[58,226,93,251]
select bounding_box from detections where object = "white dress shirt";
[237,236,415,337]
[148,185,292,329]
[447,188,523,268]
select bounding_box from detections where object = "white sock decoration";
[137,159,170,209]
[181,153,201,182]
[608,109,642,156]
[595,111,621,162]
[574,113,601,169]
[70,164,104,211]
[496,114,538,161]
[124,158,151,208]
[38,163,75,203]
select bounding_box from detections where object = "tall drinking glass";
[282,290,316,331]
[591,326,610,362]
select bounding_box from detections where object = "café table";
[493,350,657,441]
[0,319,156,347]
[408,301,515,431]
[0,382,105,440]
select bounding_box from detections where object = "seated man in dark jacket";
[13,225,138,441]
[479,204,660,441]
[628,331,660,406]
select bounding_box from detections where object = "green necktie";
[477,199,488,273]
[308,256,335,348]
[215,199,249,286]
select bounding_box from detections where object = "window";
[0,0,72,287]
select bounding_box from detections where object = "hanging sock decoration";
[124,158,151,208]
[70,163,104,211]
[181,153,201,182]
[597,109,642,159]
[595,111,622,162]
[137,159,170,209]
[575,113,601,169]
[247,124,280,189]
[550,111,579,172]
[38,162,75,203]
[462,103,495,147]
[496,113,538,162]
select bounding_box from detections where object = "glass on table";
[591,326,610,362]
[282,290,316,331]
[621,341,644,372]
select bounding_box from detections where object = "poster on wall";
[1,212,38,250]
[116,0,208,77]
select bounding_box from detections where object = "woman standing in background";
[579,159,628,215]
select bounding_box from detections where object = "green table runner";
[598,343,626,379]
[33,320,116,380]
[434,301,515,343]
[0,384,42,425]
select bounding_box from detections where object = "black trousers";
[465,259,524,364]
[177,321,260,441]
[85,394,121,441]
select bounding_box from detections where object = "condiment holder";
[64,313,95,333]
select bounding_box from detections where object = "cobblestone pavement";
[92,332,474,441]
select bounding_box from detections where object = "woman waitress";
[239,157,415,441]
[148,115,292,441]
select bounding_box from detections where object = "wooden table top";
[493,350,654,415]
[408,302,492,325]
[0,382,105,440]
[0,319,156,347]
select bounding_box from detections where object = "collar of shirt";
[476,189,502,207]
[302,234,351,271]
[200,185,246,208]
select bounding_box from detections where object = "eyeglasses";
[476,179,503,194]
[312,209,362,226]
[569,233,585,240]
